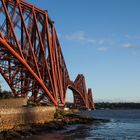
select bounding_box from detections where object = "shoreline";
[95,102,140,109]
[0,110,110,140]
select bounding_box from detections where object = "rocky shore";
[0,109,110,140]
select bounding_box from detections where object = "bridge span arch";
[66,84,88,109]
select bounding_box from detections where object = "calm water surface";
[26,109,140,140]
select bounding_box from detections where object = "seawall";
[0,99,56,132]
[0,98,27,108]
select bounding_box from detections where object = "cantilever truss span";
[0,0,94,109]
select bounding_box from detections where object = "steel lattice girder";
[0,0,94,109]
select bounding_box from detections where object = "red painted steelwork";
[0,0,94,109]
[88,88,95,109]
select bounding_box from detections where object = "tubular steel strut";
[0,0,94,109]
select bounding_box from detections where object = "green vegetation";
[0,85,13,99]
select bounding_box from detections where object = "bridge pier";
[0,106,56,132]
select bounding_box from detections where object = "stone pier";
[0,98,56,132]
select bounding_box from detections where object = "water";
[26,109,140,140]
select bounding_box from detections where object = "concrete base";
[0,106,56,132]
[0,98,27,108]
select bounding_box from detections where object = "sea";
[26,109,140,140]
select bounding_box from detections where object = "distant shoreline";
[95,102,140,109]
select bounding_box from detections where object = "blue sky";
[1,0,140,102]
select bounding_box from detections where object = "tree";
[0,84,13,99]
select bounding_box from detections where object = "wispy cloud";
[122,43,140,55]
[61,31,140,55]
[124,34,140,40]
[65,31,96,44]
[122,43,134,49]
[65,31,112,48]
[97,47,108,52]
[98,39,106,45]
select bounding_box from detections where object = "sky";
[1,0,140,102]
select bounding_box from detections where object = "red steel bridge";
[0,0,94,109]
